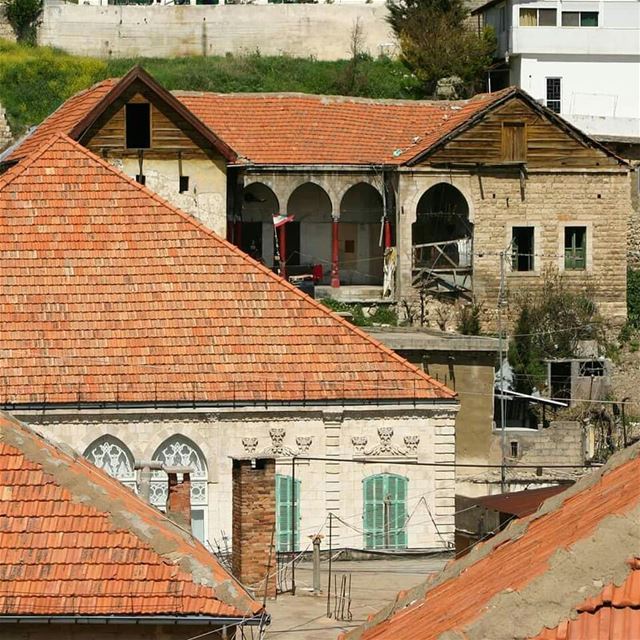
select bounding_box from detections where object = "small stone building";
[0,134,459,555]
[1,67,631,327]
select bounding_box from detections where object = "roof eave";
[0,614,267,626]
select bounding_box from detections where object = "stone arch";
[83,435,136,490]
[412,183,473,271]
[241,182,280,265]
[286,182,333,280]
[339,182,385,285]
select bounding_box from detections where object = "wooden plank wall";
[425,98,620,169]
[85,94,210,160]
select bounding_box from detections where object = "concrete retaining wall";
[39,1,398,59]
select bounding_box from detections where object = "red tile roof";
[0,410,262,619]
[342,443,640,640]
[0,134,454,406]
[4,77,513,165]
[176,89,513,165]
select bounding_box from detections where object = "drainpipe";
[331,215,340,288]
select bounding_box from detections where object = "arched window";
[362,474,408,550]
[275,474,301,552]
[83,436,136,491]
[150,436,208,543]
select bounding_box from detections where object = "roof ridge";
[0,410,261,617]
[172,88,513,107]
[9,133,455,400]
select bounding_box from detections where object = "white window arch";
[150,436,208,543]
[83,435,136,491]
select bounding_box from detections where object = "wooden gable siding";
[84,93,215,160]
[423,98,619,169]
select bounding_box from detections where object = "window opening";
[179,176,190,193]
[511,227,535,271]
[84,436,137,491]
[150,436,208,543]
[276,474,301,552]
[549,361,572,400]
[502,122,527,162]
[520,7,556,26]
[363,474,408,550]
[562,11,598,26]
[564,227,586,270]
[579,360,604,377]
[125,103,151,150]
[510,441,519,457]
[546,78,561,113]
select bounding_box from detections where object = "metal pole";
[311,534,322,595]
[290,456,296,596]
[327,513,333,618]
[498,250,507,493]
[383,494,391,549]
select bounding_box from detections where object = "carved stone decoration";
[261,428,297,457]
[242,437,259,454]
[404,435,420,453]
[352,436,368,455]
[295,436,313,453]
[364,427,407,456]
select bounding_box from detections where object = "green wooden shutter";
[276,474,301,552]
[363,474,408,550]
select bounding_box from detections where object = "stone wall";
[0,2,15,41]
[0,103,12,152]
[39,2,397,60]
[396,168,631,328]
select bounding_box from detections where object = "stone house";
[0,134,459,554]
[0,410,266,639]
[1,66,631,326]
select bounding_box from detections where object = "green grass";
[0,40,420,136]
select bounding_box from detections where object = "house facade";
[2,67,631,329]
[0,135,458,555]
[472,0,640,145]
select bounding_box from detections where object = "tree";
[508,271,602,394]
[3,0,43,44]
[386,0,496,97]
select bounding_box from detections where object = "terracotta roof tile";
[0,410,262,618]
[5,78,513,165]
[342,444,640,640]
[0,134,454,405]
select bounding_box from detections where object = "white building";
[473,0,640,144]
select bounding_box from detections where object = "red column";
[384,218,392,249]
[278,224,287,280]
[331,217,340,288]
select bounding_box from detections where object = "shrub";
[627,268,640,328]
[456,303,481,335]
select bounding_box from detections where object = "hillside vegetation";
[0,41,420,136]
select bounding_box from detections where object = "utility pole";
[498,249,508,493]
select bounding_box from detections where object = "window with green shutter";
[363,474,408,550]
[276,474,301,552]
[564,227,587,270]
